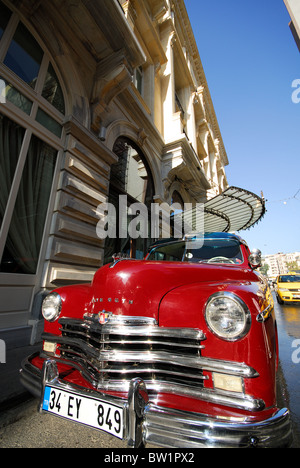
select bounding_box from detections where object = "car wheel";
[276,294,284,305]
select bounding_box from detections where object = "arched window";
[0,1,65,275]
[104,137,154,263]
[171,190,184,210]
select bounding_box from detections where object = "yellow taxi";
[275,273,300,304]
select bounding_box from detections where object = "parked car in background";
[275,274,300,304]
[20,233,293,448]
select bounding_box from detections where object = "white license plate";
[42,386,124,439]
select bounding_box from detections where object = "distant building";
[284,0,300,52]
[262,252,300,278]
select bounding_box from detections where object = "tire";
[276,294,284,305]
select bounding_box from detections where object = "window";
[0,127,57,274]
[0,1,65,275]
[0,77,32,114]
[147,238,243,264]
[42,63,65,114]
[110,137,153,205]
[104,137,154,263]
[0,2,11,41]
[0,115,25,234]
[171,190,184,209]
[4,21,44,88]
[134,66,143,96]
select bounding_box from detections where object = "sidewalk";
[0,343,42,405]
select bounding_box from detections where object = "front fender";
[158,281,278,409]
[43,284,93,336]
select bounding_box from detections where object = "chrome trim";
[21,353,262,413]
[45,334,257,378]
[38,359,141,447]
[39,351,262,412]
[41,313,262,412]
[109,256,134,268]
[58,346,253,373]
[256,303,273,323]
[23,357,292,448]
[96,379,264,412]
[82,313,205,340]
[143,405,293,448]
[127,378,149,448]
[248,248,262,269]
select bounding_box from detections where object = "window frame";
[134,65,144,96]
[0,2,65,280]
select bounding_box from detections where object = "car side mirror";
[248,249,262,269]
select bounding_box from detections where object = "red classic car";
[20,233,293,448]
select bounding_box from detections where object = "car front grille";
[42,313,264,412]
[58,314,206,391]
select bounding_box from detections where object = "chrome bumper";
[20,355,293,448]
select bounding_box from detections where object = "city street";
[0,292,299,448]
[274,293,300,447]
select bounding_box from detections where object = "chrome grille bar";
[57,314,206,388]
[61,314,205,340]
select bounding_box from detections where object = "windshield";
[147,238,243,264]
[278,275,300,283]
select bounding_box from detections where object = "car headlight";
[279,288,289,292]
[205,292,251,341]
[42,292,62,322]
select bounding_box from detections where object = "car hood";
[90,259,255,320]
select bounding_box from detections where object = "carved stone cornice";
[91,50,133,130]
[162,136,211,201]
[64,116,118,165]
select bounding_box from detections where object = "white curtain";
[0,114,57,274]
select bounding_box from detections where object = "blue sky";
[185,0,300,255]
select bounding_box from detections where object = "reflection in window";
[0,3,65,114]
[4,21,43,88]
[111,137,153,205]
[0,114,25,231]
[0,3,65,275]
[42,63,65,114]
[0,1,12,40]
[104,137,154,264]
[0,76,32,115]
[147,238,243,264]
[134,66,143,95]
[0,136,57,274]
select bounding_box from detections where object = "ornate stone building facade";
[284,0,300,52]
[0,0,232,349]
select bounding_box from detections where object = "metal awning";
[204,186,266,232]
[176,186,266,233]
